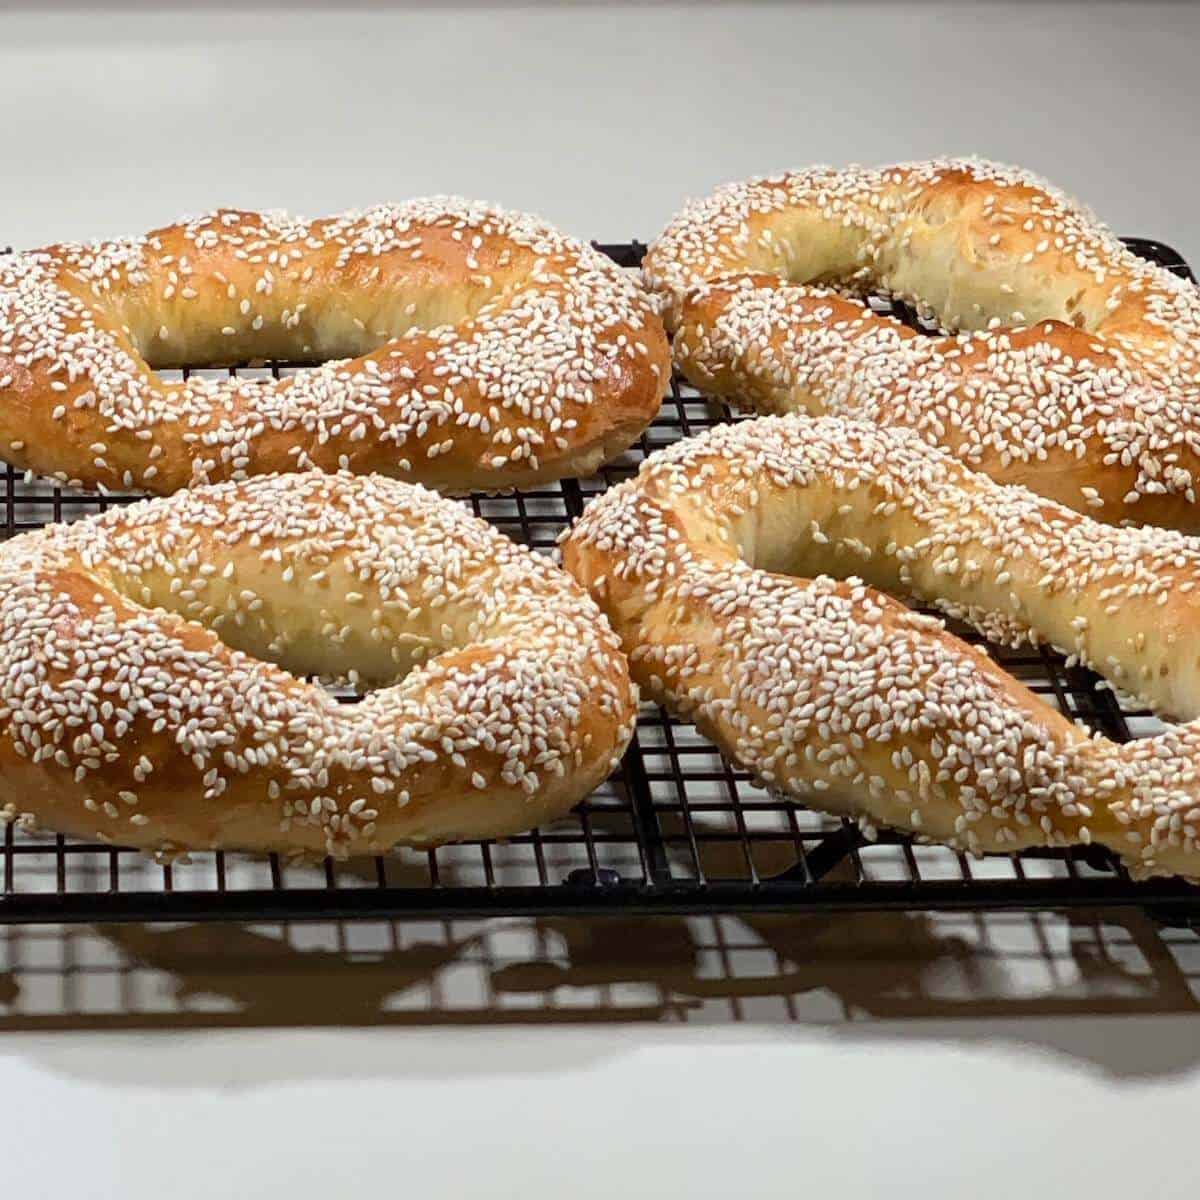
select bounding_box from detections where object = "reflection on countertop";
[0,902,1197,1080]
[0,799,1196,1087]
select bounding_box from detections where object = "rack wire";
[0,236,1197,927]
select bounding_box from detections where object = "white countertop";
[0,909,1197,1196]
[3,2,1200,1194]
[6,1015,1200,1199]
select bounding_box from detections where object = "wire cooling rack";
[0,236,1198,928]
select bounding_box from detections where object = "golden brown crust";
[0,201,669,495]
[0,472,638,856]
[563,413,1200,879]
[645,158,1200,530]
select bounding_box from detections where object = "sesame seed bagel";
[644,158,1200,530]
[0,199,668,495]
[562,413,1200,879]
[0,472,637,857]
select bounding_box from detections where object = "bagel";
[0,200,668,495]
[562,412,1200,880]
[644,158,1200,531]
[0,471,637,857]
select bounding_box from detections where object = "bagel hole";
[316,673,372,704]
[735,502,934,614]
[126,240,535,372]
[102,566,447,698]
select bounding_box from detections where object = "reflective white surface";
[2,2,1199,263]
[3,2,1200,1193]
[4,1016,1200,1199]
[0,911,1198,1196]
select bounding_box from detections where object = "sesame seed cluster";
[0,471,637,858]
[562,412,1200,879]
[645,158,1200,529]
[0,199,669,497]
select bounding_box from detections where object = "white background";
[3,3,1200,1197]
[3,2,1200,261]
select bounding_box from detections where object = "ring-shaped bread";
[0,199,668,495]
[644,158,1200,531]
[0,471,637,857]
[563,412,1200,880]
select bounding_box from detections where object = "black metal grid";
[0,236,1197,927]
